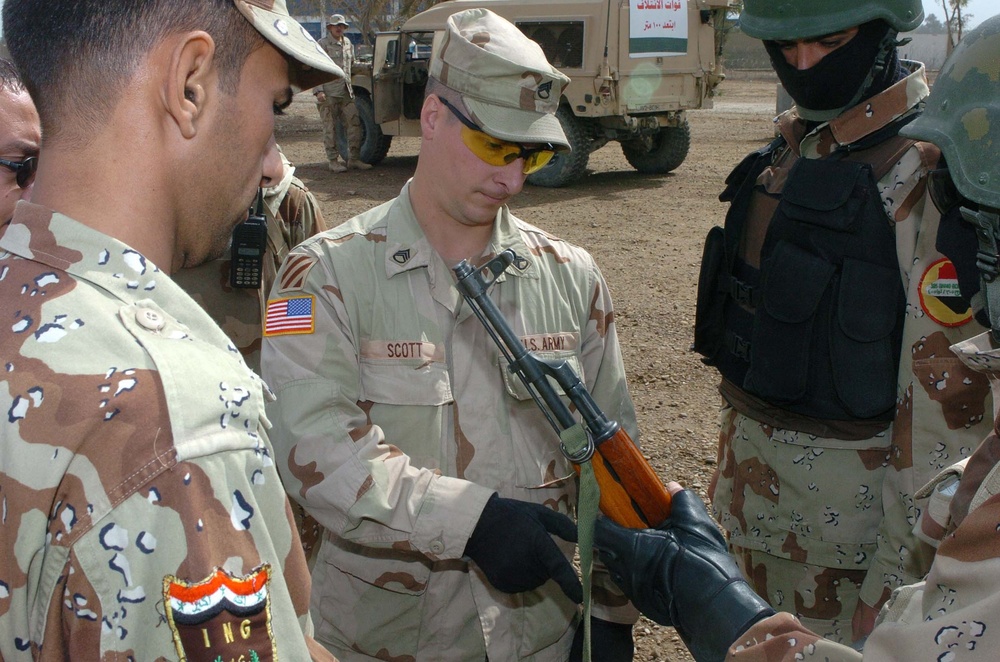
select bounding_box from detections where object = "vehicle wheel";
[526,106,590,188]
[355,93,392,165]
[621,122,691,174]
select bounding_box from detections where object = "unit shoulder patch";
[163,565,275,662]
[918,258,973,327]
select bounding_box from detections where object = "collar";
[382,181,538,282]
[1,201,236,351]
[778,60,929,156]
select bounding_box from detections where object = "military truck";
[349,0,732,187]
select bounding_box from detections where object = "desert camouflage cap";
[430,8,571,149]
[900,13,1000,209]
[232,0,344,91]
[327,14,349,27]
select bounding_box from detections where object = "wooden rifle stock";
[454,250,672,529]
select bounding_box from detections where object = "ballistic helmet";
[740,0,924,40]
[901,14,1000,209]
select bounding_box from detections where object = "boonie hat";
[327,14,350,27]
[232,0,344,90]
[430,8,571,150]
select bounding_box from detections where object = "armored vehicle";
[350,0,732,187]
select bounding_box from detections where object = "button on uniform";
[136,307,166,331]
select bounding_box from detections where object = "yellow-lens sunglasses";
[439,97,556,175]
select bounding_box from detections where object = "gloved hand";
[569,617,634,662]
[594,488,775,662]
[464,493,582,603]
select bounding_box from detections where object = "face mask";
[765,21,900,120]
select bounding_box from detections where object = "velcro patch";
[163,565,275,662]
[264,295,315,336]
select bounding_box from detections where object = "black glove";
[594,490,775,662]
[464,493,582,603]
[569,617,634,662]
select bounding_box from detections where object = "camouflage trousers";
[708,405,891,644]
[318,95,362,163]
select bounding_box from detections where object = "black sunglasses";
[0,155,38,189]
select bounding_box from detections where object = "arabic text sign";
[630,0,689,57]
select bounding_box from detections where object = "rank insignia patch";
[163,565,276,662]
[918,258,973,327]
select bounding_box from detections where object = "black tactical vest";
[695,131,915,423]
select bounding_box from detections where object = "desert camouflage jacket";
[174,166,327,375]
[261,182,639,661]
[316,35,353,99]
[0,204,330,661]
[728,331,1000,661]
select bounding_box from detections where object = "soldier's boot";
[347,159,372,171]
[328,160,347,173]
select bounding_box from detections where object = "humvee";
[350,0,732,187]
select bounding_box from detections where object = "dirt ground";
[275,72,781,661]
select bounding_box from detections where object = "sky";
[924,0,1000,28]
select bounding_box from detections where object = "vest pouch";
[694,225,726,362]
[745,241,835,403]
[778,159,868,233]
[831,257,902,418]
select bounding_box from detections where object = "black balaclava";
[764,20,904,121]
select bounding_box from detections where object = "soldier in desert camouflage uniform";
[694,0,993,643]
[313,14,371,173]
[262,8,639,662]
[0,0,344,659]
[592,13,1000,662]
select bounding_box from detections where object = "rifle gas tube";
[453,249,672,528]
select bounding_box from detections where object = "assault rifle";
[453,249,672,528]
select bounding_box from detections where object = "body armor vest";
[695,131,915,423]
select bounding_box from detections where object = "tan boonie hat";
[327,14,349,27]
[232,0,345,91]
[430,8,571,150]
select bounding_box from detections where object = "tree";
[940,0,973,54]
[917,13,945,34]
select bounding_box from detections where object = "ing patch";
[163,565,275,662]
[918,258,973,327]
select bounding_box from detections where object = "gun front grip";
[581,428,672,529]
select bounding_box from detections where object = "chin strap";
[963,206,1000,341]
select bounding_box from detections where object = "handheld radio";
[229,188,267,289]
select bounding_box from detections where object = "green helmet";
[901,14,1000,209]
[740,0,923,40]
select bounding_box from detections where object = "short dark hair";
[2,0,265,142]
[0,58,26,95]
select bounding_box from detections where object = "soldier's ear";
[164,31,215,140]
[420,94,445,140]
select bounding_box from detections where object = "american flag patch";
[264,295,315,336]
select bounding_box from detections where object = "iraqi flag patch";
[163,565,275,661]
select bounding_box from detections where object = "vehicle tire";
[355,93,392,165]
[621,122,691,174]
[526,106,590,188]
